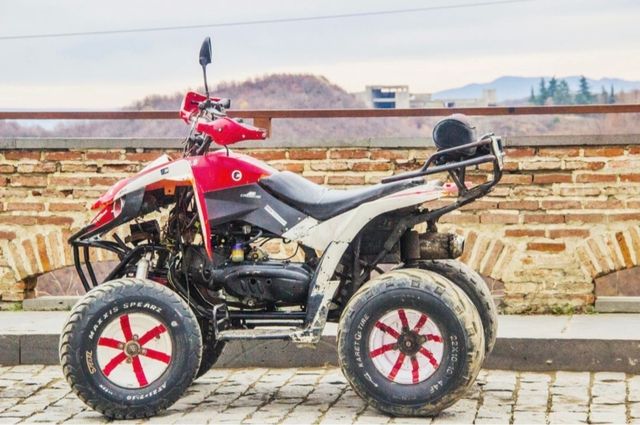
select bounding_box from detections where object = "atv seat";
[259,171,425,221]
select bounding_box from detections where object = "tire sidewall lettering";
[342,285,469,407]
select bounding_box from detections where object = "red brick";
[85,151,122,160]
[288,149,326,160]
[564,160,605,170]
[0,165,15,173]
[609,213,640,222]
[303,175,325,184]
[0,230,17,239]
[520,161,562,171]
[629,146,640,155]
[459,201,498,211]
[125,152,162,162]
[564,213,605,223]
[538,148,580,157]
[370,150,408,160]
[36,216,74,226]
[273,162,304,173]
[524,214,565,224]
[575,174,617,183]
[583,147,624,157]
[479,213,520,224]
[541,200,581,210]
[89,177,119,186]
[621,174,640,182]
[527,242,566,252]
[49,202,86,212]
[548,228,590,239]
[49,176,88,186]
[35,234,51,272]
[0,215,38,225]
[44,151,83,161]
[16,163,56,173]
[608,160,640,169]
[506,148,535,158]
[4,151,41,161]
[5,202,44,212]
[533,173,572,184]
[10,176,47,187]
[505,229,545,238]
[329,149,369,159]
[350,162,392,172]
[249,150,287,161]
[499,174,533,185]
[99,164,136,173]
[582,199,624,209]
[498,200,538,210]
[61,163,99,173]
[327,175,365,185]
[440,214,479,224]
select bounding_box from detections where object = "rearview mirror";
[199,37,212,67]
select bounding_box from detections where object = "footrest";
[217,327,299,341]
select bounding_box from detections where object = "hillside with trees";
[2,74,640,140]
[529,75,616,105]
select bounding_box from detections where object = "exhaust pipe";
[401,230,465,261]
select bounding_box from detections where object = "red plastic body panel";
[187,149,276,192]
[179,91,221,123]
[88,150,276,257]
[196,117,266,146]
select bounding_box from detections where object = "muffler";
[401,230,465,261]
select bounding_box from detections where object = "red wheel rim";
[95,312,173,388]
[368,308,444,385]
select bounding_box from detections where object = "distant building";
[435,89,497,108]
[356,86,497,109]
[360,85,410,109]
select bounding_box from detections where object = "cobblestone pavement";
[0,366,639,424]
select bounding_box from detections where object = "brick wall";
[1,142,639,312]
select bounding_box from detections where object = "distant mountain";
[432,76,640,103]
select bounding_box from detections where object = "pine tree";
[537,78,548,105]
[529,87,536,104]
[609,85,615,104]
[575,76,594,104]
[553,80,572,105]
[600,86,608,103]
[547,77,558,101]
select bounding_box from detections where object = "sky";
[0,0,639,109]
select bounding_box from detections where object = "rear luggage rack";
[381,134,504,215]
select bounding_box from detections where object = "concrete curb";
[2,313,639,372]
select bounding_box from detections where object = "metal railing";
[2,104,640,136]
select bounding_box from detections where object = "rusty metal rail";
[2,104,639,135]
[2,104,640,120]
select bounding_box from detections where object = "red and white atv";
[60,37,504,419]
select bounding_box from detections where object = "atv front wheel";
[195,318,226,379]
[337,269,484,417]
[59,278,202,419]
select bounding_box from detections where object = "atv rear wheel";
[416,260,498,354]
[59,278,202,419]
[337,269,484,417]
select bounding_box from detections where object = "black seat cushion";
[259,171,424,221]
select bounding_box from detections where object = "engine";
[173,245,312,307]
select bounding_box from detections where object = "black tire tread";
[337,268,485,416]
[416,260,498,354]
[59,278,202,419]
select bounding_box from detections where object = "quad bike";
[60,37,504,419]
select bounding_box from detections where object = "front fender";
[74,157,213,256]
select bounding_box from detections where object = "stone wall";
[1,138,639,312]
